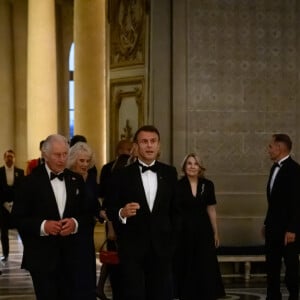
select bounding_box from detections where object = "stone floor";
[0,230,291,300]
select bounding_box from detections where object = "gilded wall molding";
[109,77,145,159]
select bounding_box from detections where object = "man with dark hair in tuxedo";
[97,139,133,300]
[263,133,300,300]
[98,139,133,198]
[107,125,179,300]
[0,149,24,261]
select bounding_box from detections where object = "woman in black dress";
[67,142,100,299]
[175,153,225,300]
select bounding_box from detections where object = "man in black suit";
[12,134,96,300]
[0,149,24,261]
[98,139,133,198]
[107,125,179,300]
[263,133,300,300]
[97,139,133,300]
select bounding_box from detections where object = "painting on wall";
[109,0,147,68]
[109,77,145,159]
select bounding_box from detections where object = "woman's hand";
[214,233,220,248]
[99,209,108,221]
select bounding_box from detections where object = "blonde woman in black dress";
[175,153,225,300]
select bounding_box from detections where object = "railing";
[217,246,265,281]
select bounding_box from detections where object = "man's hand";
[284,231,296,245]
[3,201,13,213]
[59,218,76,236]
[44,220,62,236]
[120,202,140,218]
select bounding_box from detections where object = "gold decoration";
[110,0,146,68]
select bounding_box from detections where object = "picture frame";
[109,76,145,159]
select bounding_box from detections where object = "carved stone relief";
[186,0,299,174]
[109,0,146,68]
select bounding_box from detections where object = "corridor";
[0,230,289,300]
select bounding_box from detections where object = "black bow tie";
[50,172,65,181]
[269,162,280,178]
[139,163,158,173]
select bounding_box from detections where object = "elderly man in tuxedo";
[263,133,300,300]
[12,134,96,300]
[0,149,24,261]
[107,125,179,300]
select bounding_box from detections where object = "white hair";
[67,142,95,170]
[42,134,69,156]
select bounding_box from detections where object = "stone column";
[0,0,14,151]
[12,0,28,168]
[74,0,106,169]
[27,0,57,159]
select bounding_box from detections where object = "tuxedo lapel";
[62,169,89,218]
[151,163,163,213]
[63,171,72,217]
[62,170,79,217]
[39,167,61,219]
[151,182,160,213]
[13,168,24,185]
[267,163,278,197]
[132,162,152,213]
[0,167,6,184]
[268,157,292,198]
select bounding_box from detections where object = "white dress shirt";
[40,165,67,236]
[119,160,158,223]
[4,165,14,186]
[46,164,66,218]
[138,159,158,212]
[270,155,289,191]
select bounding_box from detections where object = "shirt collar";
[45,164,65,178]
[278,155,289,165]
[137,159,156,167]
[4,165,14,172]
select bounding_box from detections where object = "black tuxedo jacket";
[12,164,94,272]
[265,156,300,237]
[107,160,179,259]
[98,160,115,199]
[0,166,24,226]
[0,166,24,205]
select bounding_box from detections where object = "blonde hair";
[181,153,206,177]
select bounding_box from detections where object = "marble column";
[74,0,106,169]
[27,0,57,159]
[12,0,28,168]
[0,0,14,151]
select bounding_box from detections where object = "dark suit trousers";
[119,246,173,300]
[30,263,96,300]
[0,209,11,257]
[265,234,299,300]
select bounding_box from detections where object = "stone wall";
[173,0,300,246]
